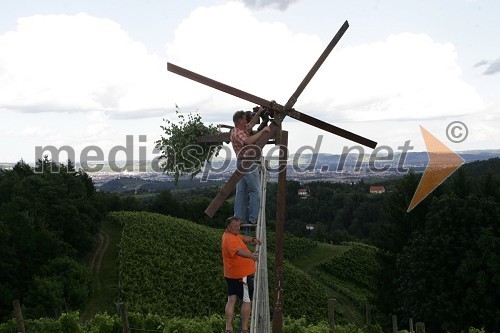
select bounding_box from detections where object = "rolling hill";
[104,211,381,325]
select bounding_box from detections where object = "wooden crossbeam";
[284,20,349,109]
[286,109,377,148]
[197,133,231,143]
[167,63,273,108]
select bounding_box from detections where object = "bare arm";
[236,248,259,261]
[244,126,270,145]
[242,236,262,245]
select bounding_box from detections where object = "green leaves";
[0,159,102,319]
[155,108,221,183]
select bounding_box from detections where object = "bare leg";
[241,301,251,332]
[225,295,237,331]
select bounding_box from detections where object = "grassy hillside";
[98,211,380,326]
[311,243,379,312]
[109,211,334,323]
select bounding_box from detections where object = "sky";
[1,0,499,164]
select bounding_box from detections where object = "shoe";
[240,223,257,227]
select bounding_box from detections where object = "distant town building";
[305,224,315,231]
[369,186,385,194]
[298,188,310,198]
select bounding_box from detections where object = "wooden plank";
[196,133,231,143]
[118,302,130,333]
[204,167,244,217]
[287,109,377,148]
[12,300,25,333]
[284,20,349,109]
[167,63,273,108]
[328,298,336,332]
[272,129,287,333]
[415,322,425,333]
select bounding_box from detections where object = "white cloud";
[306,33,487,122]
[166,2,326,114]
[0,13,172,117]
[0,5,487,125]
[166,2,486,124]
[0,3,496,160]
[238,0,300,11]
[9,126,53,137]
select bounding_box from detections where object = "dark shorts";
[225,275,254,302]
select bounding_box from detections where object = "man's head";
[225,216,241,235]
[233,111,247,129]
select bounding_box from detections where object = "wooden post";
[415,322,425,333]
[409,318,414,333]
[365,304,371,326]
[392,315,398,333]
[272,129,287,333]
[12,300,25,333]
[118,302,130,333]
[327,298,336,333]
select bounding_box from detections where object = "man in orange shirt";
[222,216,262,333]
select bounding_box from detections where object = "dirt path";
[88,230,110,287]
[81,229,111,320]
[93,230,110,288]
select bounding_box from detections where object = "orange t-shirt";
[221,232,256,279]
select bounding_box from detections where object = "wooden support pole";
[118,302,130,333]
[409,318,414,333]
[392,315,398,333]
[365,304,371,326]
[327,298,336,333]
[415,322,425,333]
[272,129,287,333]
[12,300,25,333]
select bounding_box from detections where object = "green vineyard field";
[109,211,333,323]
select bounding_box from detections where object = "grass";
[81,218,122,321]
[292,242,349,273]
[291,242,366,326]
[79,212,377,327]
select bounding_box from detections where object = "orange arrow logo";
[407,126,465,212]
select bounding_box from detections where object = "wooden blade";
[284,20,349,109]
[205,167,244,217]
[197,133,231,143]
[287,109,377,149]
[167,63,273,108]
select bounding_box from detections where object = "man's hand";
[250,251,259,261]
[253,238,262,245]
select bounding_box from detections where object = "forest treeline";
[0,157,498,332]
[265,159,500,331]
